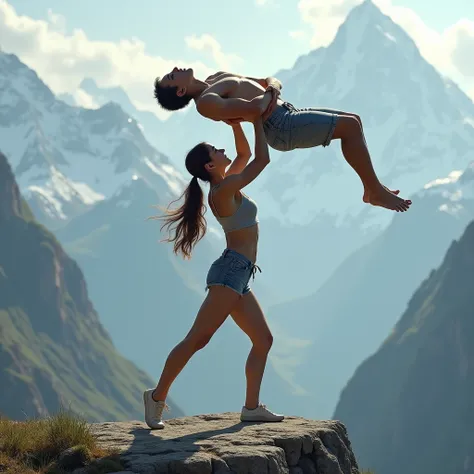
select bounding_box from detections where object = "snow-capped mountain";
[161,0,474,228]
[269,0,474,224]
[418,161,474,216]
[3,0,473,302]
[58,78,175,166]
[0,52,186,229]
[149,0,474,299]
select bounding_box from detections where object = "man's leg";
[331,115,411,212]
[284,106,410,212]
[307,108,402,199]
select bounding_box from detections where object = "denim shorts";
[205,249,261,296]
[263,101,339,152]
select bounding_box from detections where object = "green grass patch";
[0,409,124,474]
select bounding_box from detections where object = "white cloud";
[443,19,474,77]
[46,8,66,34]
[289,30,306,40]
[298,0,361,47]
[256,0,268,4]
[184,33,243,71]
[297,0,474,100]
[376,2,474,96]
[0,0,220,119]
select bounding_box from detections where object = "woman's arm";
[225,123,252,177]
[218,118,270,193]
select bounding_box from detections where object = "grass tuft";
[0,409,124,474]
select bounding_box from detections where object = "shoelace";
[155,401,170,418]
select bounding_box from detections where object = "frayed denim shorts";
[263,101,339,152]
[205,249,261,296]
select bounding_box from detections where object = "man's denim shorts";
[263,101,339,152]
[205,249,261,296]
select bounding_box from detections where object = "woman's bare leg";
[152,286,241,402]
[230,291,273,409]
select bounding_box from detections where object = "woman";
[144,116,284,429]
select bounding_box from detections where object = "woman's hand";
[222,118,244,126]
[220,86,279,125]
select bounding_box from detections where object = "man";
[154,68,411,212]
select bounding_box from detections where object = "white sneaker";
[143,389,169,429]
[240,403,284,422]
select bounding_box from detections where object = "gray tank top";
[210,184,259,233]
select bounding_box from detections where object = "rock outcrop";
[92,413,359,474]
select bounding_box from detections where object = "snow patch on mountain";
[59,77,171,166]
[26,166,105,221]
[424,170,464,190]
[409,162,474,218]
[421,163,474,207]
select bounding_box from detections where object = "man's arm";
[196,92,272,122]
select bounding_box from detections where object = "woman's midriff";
[224,224,259,263]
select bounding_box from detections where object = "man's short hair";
[153,77,193,111]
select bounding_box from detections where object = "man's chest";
[206,77,241,98]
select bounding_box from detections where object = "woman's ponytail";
[154,175,207,259]
[150,142,212,259]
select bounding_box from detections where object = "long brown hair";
[150,143,212,259]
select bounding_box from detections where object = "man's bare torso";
[194,71,278,123]
[202,72,266,102]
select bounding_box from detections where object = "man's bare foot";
[363,185,399,203]
[364,185,411,212]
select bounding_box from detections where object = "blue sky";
[7,0,306,75]
[7,0,473,75]
[2,0,473,117]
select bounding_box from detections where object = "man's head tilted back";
[154,67,195,111]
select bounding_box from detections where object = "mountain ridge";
[0,51,185,230]
[333,218,474,474]
[0,150,184,421]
